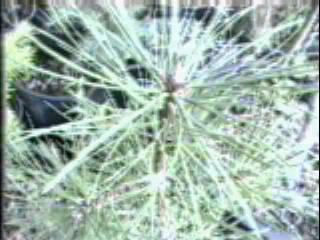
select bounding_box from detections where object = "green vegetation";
[5,21,35,98]
[4,4,319,240]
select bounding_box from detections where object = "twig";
[155,88,169,240]
[153,72,180,239]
